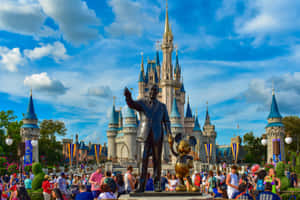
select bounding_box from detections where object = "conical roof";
[185,97,192,118]
[23,92,38,120]
[171,97,181,118]
[193,115,201,132]
[109,104,119,124]
[124,107,136,118]
[268,92,282,119]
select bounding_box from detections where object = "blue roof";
[174,52,180,74]
[21,124,39,129]
[266,122,284,128]
[138,70,145,82]
[23,94,38,120]
[185,100,193,118]
[145,60,159,83]
[170,98,181,118]
[268,93,282,119]
[124,107,135,118]
[156,51,160,66]
[180,83,185,92]
[109,104,119,124]
[204,107,211,126]
[171,123,183,128]
[193,115,201,132]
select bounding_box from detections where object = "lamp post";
[285,133,294,170]
[261,134,267,164]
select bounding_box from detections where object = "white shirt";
[227,173,239,199]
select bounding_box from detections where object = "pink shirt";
[89,172,103,191]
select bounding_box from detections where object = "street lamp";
[285,134,293,145]
[5,137,13,146]
[261,134,267,164]
[31,139,38,147]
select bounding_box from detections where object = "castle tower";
[20,90,40,163]
[156,50,161,80]
[161,2,174,113]
[193,113,204,162]
[265,86,285,163]
[202,103,217,163]
[174,49,181,82]
[138,53,145,99]
[123,107,137,161]
[184,96,194,135]
[170,97,183,135]
[118,107,123,128]
[107,99,119,160]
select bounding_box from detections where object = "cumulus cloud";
[87,86,112,99]
[24,72,68,95]
[38,0,100,44]
[0,0,48,36]
[24,42,69,62]
[0,47,26,72]
[105,0,159,37]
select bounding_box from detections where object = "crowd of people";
[0,164,298,200]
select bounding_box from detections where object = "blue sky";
[0,0,300,145]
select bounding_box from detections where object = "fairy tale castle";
[106,3,217,165]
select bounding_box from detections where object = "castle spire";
[205,101,211,126]
[185,96,192,118]
[193,110,201,132]
[164,0,172,37]
[141,52,144,73]
[268,83,282,119]
[138,52,145,82]
[109,96,118,124]
[170,97,181,118]
[24,89,37,120]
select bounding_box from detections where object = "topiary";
[31,162,45,190]
[275,161,285,177]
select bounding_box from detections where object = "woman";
[264,168,281,194]
[98,184,116,199]
[168,174,178,192]
[116,174,125,198]
[51,188,64,200]
[145,173,154,191]
[206,171,217,195]
[16,186,30,200]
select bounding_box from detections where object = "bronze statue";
[168,135,199,192]
[124,84,173,192]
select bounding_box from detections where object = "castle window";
[150,76,153,81]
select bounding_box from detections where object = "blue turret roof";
[204,106,211,126]
[174,51,180,74]
[109,104,119,124]
[23,93,38,120]
[193,115,201,132]
[124,107,135,118]
[268,92,282,119]
[185,98,193,118]
[180,83,185,92]
[171,97,181,118]
[138,70,145,82]
[156,51,160,66]
[145,59,159,83]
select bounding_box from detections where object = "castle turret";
[184,96,194,135]
[123,107,137,161]
[174,49,181,82]
[138,53,146,99]
[170,97,183,134]
[265,86,285,163]
[156,50,161,80]
[20,90,40,163]
[107,100,119,160]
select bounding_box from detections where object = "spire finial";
[156,41,160,51]
[206,101,208,109]
[30,88,32,96]
[113,96,116,106]
[141,52,144,72]
[164,0,172,37]
[272,80,275,95]
[187,95,189,104]
[175,44,178,55]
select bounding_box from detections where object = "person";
[264,168,280,194]
[42,175,52,200]
[51,188,64,200]
[145,173,154,191]
[255,169,266,195]
[24,175,32,190]
[206,170,217,195]
[75,185,93,200]
[124,166,135,193]
[168,174,178,192]
[115,174,125,198]
[101,171,117,193]
[215,171,226,191]
[56,173,67,196]
[193,171,201,189]
[232,183,253,200]
[16,186,30,200]
[160,173,168,191]
[124,85,173,192]
[98,184,116,199]
[89,166,103,199]
[226,165,239,199]
[256,182,280,200]
[290,172,298,188]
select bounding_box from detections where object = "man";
[124,165,135,193]
[89,166,103,199]
[56,172,67,195]
[226,165,239,199]
[75,185,93,200]
[24,175,32,190]
[101,171,117,193]
[160,172,168,191]
[232,183,253,200]
[42,175,52,200]
[256,182,280,200]
[124,84,173,192]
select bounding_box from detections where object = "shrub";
[275,161,285,177]
[280,193,300,200]
[7,163,18,174]
[24,165,32,173]
[28,188,43,200]
[32,162,42,175]
[31,162,45,190]
[280,177,290,191]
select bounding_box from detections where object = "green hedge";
[280,193,300,200]
[28,188,43,200]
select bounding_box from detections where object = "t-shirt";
[208,177,216,193]
[98,192,116,199]
[233,192,253,200]
[145,178,154,191]
[42,180,52,194]
[24,178,32,189]
[161,177,168,191]
[75,192,93,200]
[169,179,178,191]
[89,172,103,191]
[57,177,67,193]
[256,191,280,200]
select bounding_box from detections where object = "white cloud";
[105,0,160,37]
[87,86,112,99]
[38,0,100,44]
[0,47,26,72]
[216,0,238,20]
[24,42,69,62]
[24,72,68,95]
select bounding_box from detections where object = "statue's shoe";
[134,188,145,193]
[191,186,200,192]
[175,184,186,192]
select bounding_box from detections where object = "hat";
[60,172,65,176]
[44,175,50,180]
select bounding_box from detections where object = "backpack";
[256,179,264,191]
[211,177,217,189]
[194,174,201,187]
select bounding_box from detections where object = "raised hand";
[124,87,131,98]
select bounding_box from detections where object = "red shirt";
[42,180,51,194]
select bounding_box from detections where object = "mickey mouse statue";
[168,133,200,192]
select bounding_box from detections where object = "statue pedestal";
[124,192,212,200]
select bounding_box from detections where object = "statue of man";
[124,84,173,192]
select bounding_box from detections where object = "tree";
[282,116,300,153]
[39,120,67,165]
[243,132,265,164]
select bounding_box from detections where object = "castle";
[106,4,217,165]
